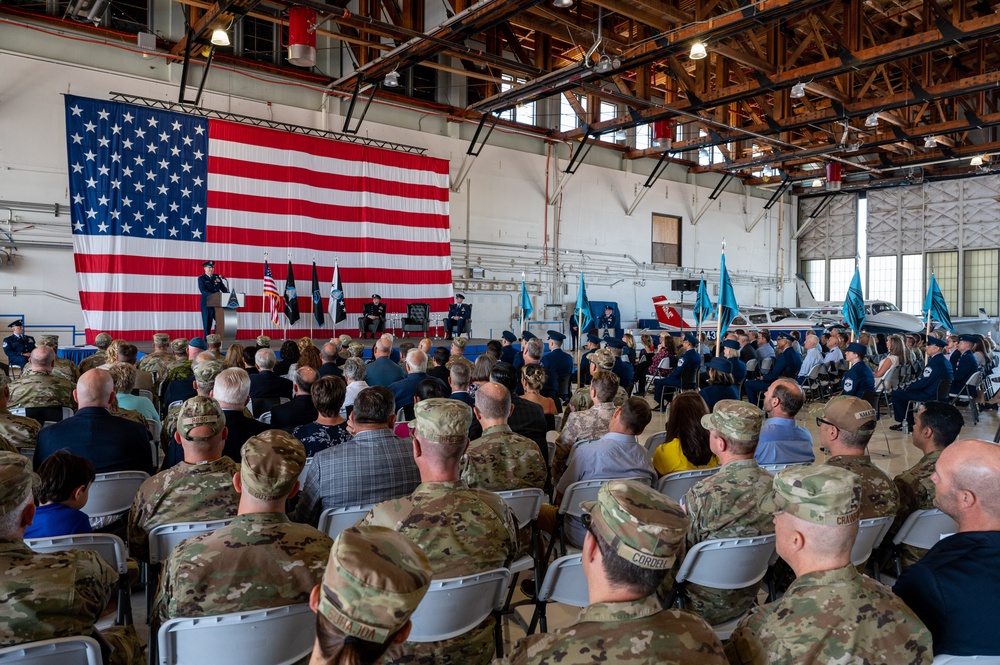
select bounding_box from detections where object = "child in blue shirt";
[24,450,96,538]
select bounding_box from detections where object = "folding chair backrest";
[851,516,894,566]
[495,488,544,529]
[963,371,984,390]
[745,359,758,374]
[759,462,809,475]
[258,411,272,424]
[61,407,74,421]
[675,535,776,589]
[25,533,128,575]
[297,457,314,488]
[559,477,651,517]
[806,364,822,380]
[893,508,957,550]
[158,603,315,665]
[930,655,1000,664]
[83,471,150,519]
[148,520,233,565]
[644,431,669,454]
[407,568,511,642]
[760,357,774,374]
[317,505,375,539]
[656,468,719,501]
[657,357,672,372]
[138,389,155,403]
[0,636,102,665]
[936,378,952,400]
[536,554,589,607]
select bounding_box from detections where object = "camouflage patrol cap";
[177,395,226,442]
[452,337,467,349]
[95,332,112,348]
[153,333,169,345]
[773,465,861,526]
[256,335,271,348]
[569,387,594,411]
[0,452,38,516]
[412,398,472,444]
[39,335,59,349]
[701,400,763,442]
[206,334,221,346]
[810,395,876,435]
[349,342,364,356]
[318,526,432,643]
[193,359,224,384]
[338,334,352,346]
[581,479,688,570]
[239,430,306,500]
[590,348,615,370]
[171,338,189,353]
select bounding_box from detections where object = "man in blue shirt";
[797,333,824,385]
[653,333,700,408]
[890,336,953,431]
[841,342,875,397]
[755,378,814,465]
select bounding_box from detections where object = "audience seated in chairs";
[160,358,225,470]
[651,392,718,477]
[0,370,41,450]
[755,379,814,466]
[551,369,619,487]
[291,376,352,458]
[270,367,319,430]
[341,358,368,417]
[24,450,96,539]
[8,347,76,412]
[248,348,294,399]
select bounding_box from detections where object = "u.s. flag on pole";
[263,260,281,326]
[65,95,453,342]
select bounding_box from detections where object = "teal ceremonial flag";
[694,276,715,328]
[717,253,739,339]
[575,273,595,332]
[520,279,534,320]
[923,272,954,332]
[841,266,866,338]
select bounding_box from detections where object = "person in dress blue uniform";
[890,336,953,430]
[605,337,634,395]
[513,330,534,371]
[500,330,519,365]
[579,333,601,387]
[597,305,616,337]
[840,342,875,397]
[3,320,35,370]
[950,334,980,396]
[722,339,747,386]
[360,294,386,339]
[744,332,802,407]
[197,261,228,338]
[699,356,740,411]
[541,330,574,399]
[444,294,470,339]
[653,333,700,408]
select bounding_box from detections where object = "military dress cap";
[452,337,467,349]
[94,332,113,347]
[773,465,861,526]
[683,333,699,345]
[189,337,207,350]
[256,335,271,347]
[240,430,306,500]
[521,331,536,341]
[455,294,465,300]
[153,333,170,344]
[590,348,615,370]
[202,261,215,268]
[193,359,224,384]
[706,356,733,373]
[581,479,688,570]
[371,294,382,300]
[926,336,946,348]
[812,395,876,435]
[8,320,24,328]
[0,452,39,516]
[170,338,189,353]
[605,305,614,311]
[177,395,226,442]
[318,526,432,643]
[546,330,566,342]
[501,331,517,343]
[587,333,601,344]
[206,334,221,346]
[775,331,794,341]
[39,335,59,348]
[701,399,763,441]
[958,334,979,343]
[412,398,472,444]
[845,342,868,355]
[605,338,625,349]
[722,339,740,350]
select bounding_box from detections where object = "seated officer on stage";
[890,336,952,431]
[444,293,470,340]
[2,320,34,370]
[597,305,616,337]
[841,342,875,397]
[360,294,386,339]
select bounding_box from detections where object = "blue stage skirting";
[58,347,146,363]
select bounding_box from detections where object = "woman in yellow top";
[652,392,719,476]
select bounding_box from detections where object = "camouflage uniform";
[499,480,727,665]
[0,452,143,665]
[0,373,40,449]
[826,454,899,519]
[162,359,194,385]
[461,424,547,491]
[205,334,224,361]
[552,402,616,485]
[155,431,332,623]
[160,361,224,450]
[888,449,941,568]
[22,335,79,383]
[138,334,174,380]
[8,370,76,410]
[725,465,933,665]
[78,333,112,375]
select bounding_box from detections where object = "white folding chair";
[297,456,314,488]
[26,533,133,626]
[83,471,149,520]
[528,553,588,634]
[495,488,544,574]
[645,357,672,394]
[257,411,272,424]
[146,519,233,622]
[673,534,777,640]
[950,370,984,425]
[316,504,375,539]
[0,636,102,665]
[644,430,669,454]
[147,419,162,442]
[891,508,957,577]
[549,476,652,559]
[408,568,511,658]
[759,462,810,474]
[157,603,315,665]
[656,468,719,502]
[138,389,155,403]
[850,516,894,579]
[61,407,74,420]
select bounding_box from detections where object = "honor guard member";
[2,320,34,371]
[445,294,470,340]
[949,334,980,397]
[722,339,747,385]
[579,333,602,386]
[197,261,228,338]
[138,333,173,380]
[597,305,615,337]
[500,331,519,365]
[653,333,701,408]
[540,331,573,398]
[360,294,386,339]
[890,336,952,431]
[841,342,875,397]
[604,338,634,395]
[744,331,802,407]
[725,465,932,665]
[499,480,727,665]
[513,331,535,371]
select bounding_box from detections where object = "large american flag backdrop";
[64,95,453,343]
